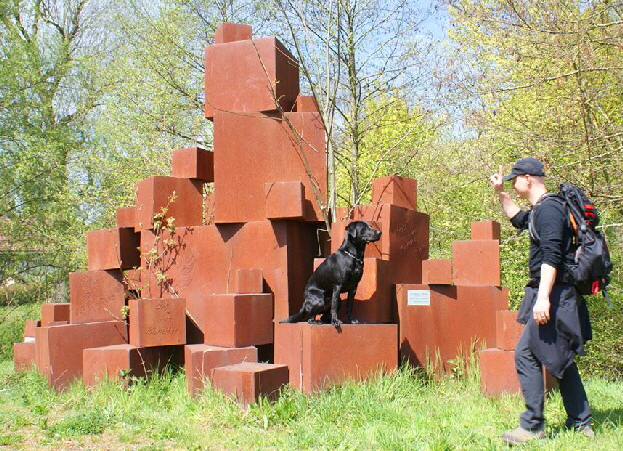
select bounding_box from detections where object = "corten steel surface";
[213,111,326,223]
[236,268,264,294]
[309,257,393,324]
[333,204,430,284]
[123,269,141,293]
[452,240,501,287]
[87,228,141,271]
[198,293,274,347]
[471,221,501,241]
[13,342,35,371]
[83,344,183,387]
[210,362,289,406]
[371,176,418,211]
[396,284,509,370]
[205,37,299,118]
[214,22,252,44]
[184,344,258,397]
[171,147,214,182]
[134,176,203,230]
[116,207,136,228]
[274,323,398,393]
[479,348,519,396]
[479,348,557,397]
[69,270,125,324]
[34,321,128,390]
[295,96,319,113]
[422,259,453,285]
[40,303,70,326]
[23,319,39,339]
[140,222,320,321]
[496,310,524,351]
[129,298,186,347]
[264,181,305,220]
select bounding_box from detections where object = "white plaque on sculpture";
[407,290,431,306]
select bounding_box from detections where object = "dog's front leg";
[346,290,360,324]
[330,285,343,329]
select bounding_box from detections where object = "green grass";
[1,361,622,450]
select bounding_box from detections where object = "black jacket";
[518,285,591,378]
[510,194,576,283]
[511,195,592,377]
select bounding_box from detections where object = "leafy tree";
[271,0,439,217]
[336,93,440,206]
[447,0,623,375]
[0,0,110,291]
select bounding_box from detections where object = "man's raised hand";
[490,165,504,192]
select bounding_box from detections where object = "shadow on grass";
[593,406,623,427]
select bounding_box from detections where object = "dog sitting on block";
[281,221,381,329]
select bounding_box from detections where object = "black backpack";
[530,183,613,303]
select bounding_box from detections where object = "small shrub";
[47,408,112,437]
[0,303,39,360]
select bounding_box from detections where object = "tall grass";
[1,360,622,451]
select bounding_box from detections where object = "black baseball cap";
[502,158,546,181]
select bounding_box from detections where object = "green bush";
[0,304,39,361]
[581,294,623,379]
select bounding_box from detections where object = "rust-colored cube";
[184,344,258,397]
[214,22,252,44]
[135,176,203,230]
[171,147,214,182]
[264,181,305,220]
[480,348,558,397]
[422,259,453,285]
[295,96,319,113]
[116,207,136,228]
[40,303,70,326]
[274,323,398,393]
[213,111,326,223]
[308,257,393,324]
[371,176,417,211]
[23,319,39,340]
[200,293,273,347]
[471,221,501,241]
[211,362,289,406]
[14,342,36,371]
[496,310,524,351]
[141,221,319,324]
[333,204,430,284]
[479,348,519,396]
[35,321,128,390]
[129,298,186,347]
[69,270,125,324]
[205,37,299,118]
[396,284,508,370]
[452,240,500,286]
[83,344,182,387]
[122,269,142,292]
[87,228,140,271]
[235,268,264,294]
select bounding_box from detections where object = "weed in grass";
[47,408,112,437]
[0,434,22,446]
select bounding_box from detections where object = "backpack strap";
[528,193,564,243]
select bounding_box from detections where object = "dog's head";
[345,221,381,244]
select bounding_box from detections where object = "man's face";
[511,174,530,198]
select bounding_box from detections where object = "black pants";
[515,326,591,430]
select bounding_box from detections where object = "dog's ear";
[345,222,357,239]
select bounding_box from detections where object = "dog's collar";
[340,249,363,263]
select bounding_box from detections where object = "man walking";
[490,158,594,445]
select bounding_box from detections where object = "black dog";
[281,221,381,329]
